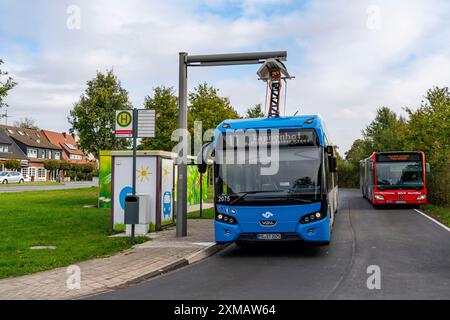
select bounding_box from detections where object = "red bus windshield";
[376,153,424,190]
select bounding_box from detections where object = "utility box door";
[113,156,157,225]
[160,158,174,226]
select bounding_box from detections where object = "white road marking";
[413,209,450,233]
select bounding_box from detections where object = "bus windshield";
[216,146,322,205]
[376,161,423,190]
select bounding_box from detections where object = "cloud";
[0,0,449,154]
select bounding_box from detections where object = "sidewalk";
[0,219,220,300]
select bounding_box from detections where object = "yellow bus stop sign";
[115,110,133,137]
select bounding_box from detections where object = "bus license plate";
[257,233,282,240]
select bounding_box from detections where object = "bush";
[338,160,359,189]
[427,165,450,206]
[4,158,21,171]
[43,160,61,171]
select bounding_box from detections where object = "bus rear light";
[300,212,324,224]
[417,195,426,201]
[374,195,385,201]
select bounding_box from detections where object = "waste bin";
[124,195,139,225]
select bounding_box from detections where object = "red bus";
[360,151,429,206]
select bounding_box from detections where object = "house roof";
[0,125,62,150]
[0,130,28,160]
[41,130,84,156]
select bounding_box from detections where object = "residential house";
[41,130,89,163]
[0,125,63,181]
[0,129,28,171]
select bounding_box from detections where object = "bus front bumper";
[373,191,427,205]
[214,216,331,244]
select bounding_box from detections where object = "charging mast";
[176,51,288,237]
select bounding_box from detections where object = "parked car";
[0,171,25,184]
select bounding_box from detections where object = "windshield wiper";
[229,190,282,205]
[286,196,314,203]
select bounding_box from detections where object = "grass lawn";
[422,204,450,227]
[188,207,214,220]
[1,181,63,187]
[0,187,147,279]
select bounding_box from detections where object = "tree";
[138,86,178,151]
[404,86,450,205]
[245,104,265,118]
[345,139,371,162]
[362,107,407,152]
[4,158,21,171]
[0,59,17,113]
[14,117,39,130]
[188,83,240,138]
[68,69,132,159]
[404,86,450,164]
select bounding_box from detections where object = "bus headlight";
[374,195,385,201]
[300,212,325,224]
[417,195,426,201]
[216,213,238,225]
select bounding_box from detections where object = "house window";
[38,168,46,179]
[0,144,10,153]
[70,154,83,160]
[27,148,37,158]
[55,152,61,160]
[40,150,45,159]
[21,168,29,176]
[48,151,52,159]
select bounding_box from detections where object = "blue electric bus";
[198,115,338,245]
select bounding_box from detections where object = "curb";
[81,243,228,299]
[121,243,228,287]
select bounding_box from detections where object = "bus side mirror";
[196,142,213,174]
[197,163,207,174]
[426,163,430,173]
[326,145,334,156]
[329,156,338,173]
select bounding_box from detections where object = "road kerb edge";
[413,209,450,233]
[186,243,228,264]
[124,243,228,286]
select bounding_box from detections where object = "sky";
[0,0,449,154]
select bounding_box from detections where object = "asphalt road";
[92,189,450,300]
[0,181,97,193]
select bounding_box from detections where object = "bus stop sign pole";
[176,51,287,237]
[131,108,138,245]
